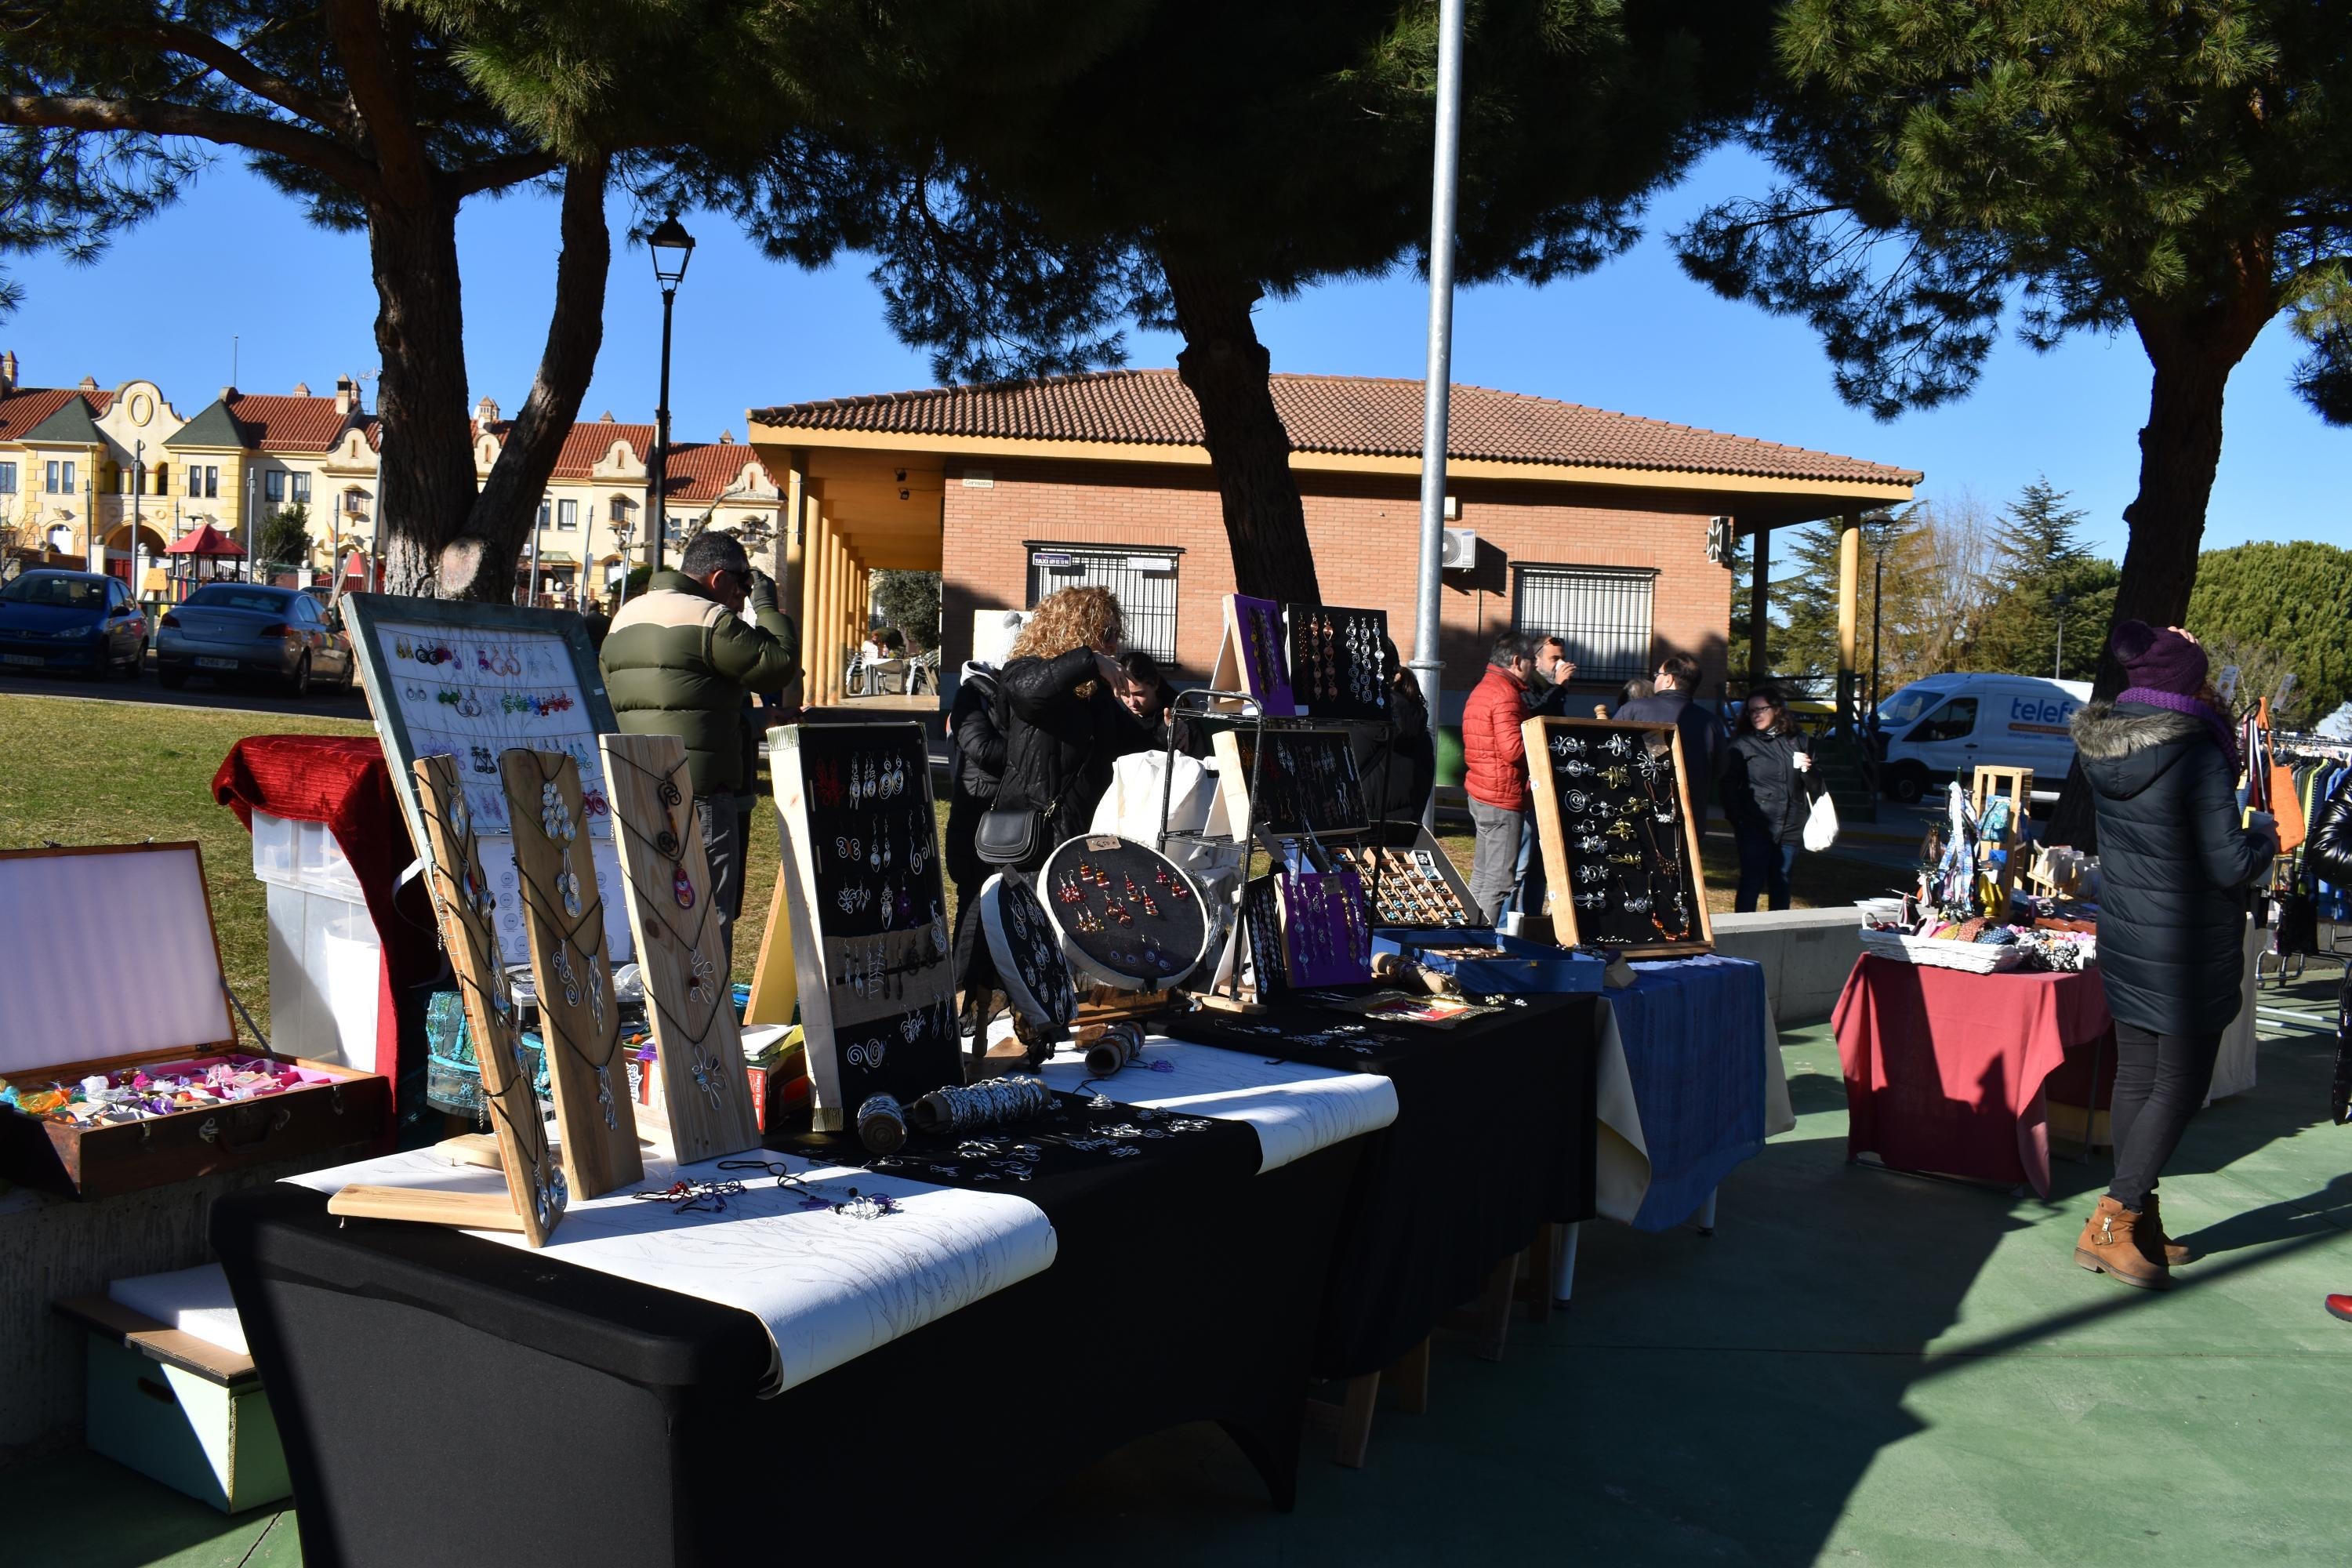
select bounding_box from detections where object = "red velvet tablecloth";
[1832,955,2114,1196]
[212,736,437,1095]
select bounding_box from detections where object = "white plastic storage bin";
[252,811,381,1071]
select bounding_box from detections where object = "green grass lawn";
[0,692,1900,1029]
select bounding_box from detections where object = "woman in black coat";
[990,586,1143,870]
[2069,621,2275,1290]
[1719,685,1816,912]
[945,659,1007,1022]
[2309,782,2352,1323]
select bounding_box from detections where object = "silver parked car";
[157,583,354,695]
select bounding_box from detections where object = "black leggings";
[2107,1022,2223,1212]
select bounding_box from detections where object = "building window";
[556,499,578,531]
[152,463,167,494]
[1512,564,1657,684]
[0,461,14,495]
[608,495,634,524]
[291,473,310,504]
[264,470,285,504]
[204,465,219,499]
[536,500,552,532]
[45,459,74,493]
[1025,543,1180,665]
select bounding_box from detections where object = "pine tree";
[1974,479,2117,680]
[1770,522,1845,699]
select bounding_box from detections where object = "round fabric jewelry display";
[978,872,1078,1029]
[1038,833,1211,991]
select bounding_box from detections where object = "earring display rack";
[1039,834,1213,991]
[1328,837,1479,929]
[1208,725,1368,840]
[1523,716,1713,958]
[770,720,959,1131]
[600,732,763,1164]
[499,750,644,1199]
[1282,604,1392,723]
[1209,593,1296,717]
[1275,869,1374,986]
[978,871,1079,1032]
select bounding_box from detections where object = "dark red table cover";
[1833,954,2114,1196]
[212,736,437,1101]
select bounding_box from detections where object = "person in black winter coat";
[2068,620,2276,1291]
[2308,783,2352,1323]
[1614,651,1726,808]
[1719,684,1816,911]
[990,586,1145,870]
[946,660,1007,1015]
[1356,641,1437,825]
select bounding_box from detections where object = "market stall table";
[212,1081,1388,1566]
[1834,954,2114,1196]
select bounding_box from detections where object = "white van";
[1872,673,2092,801]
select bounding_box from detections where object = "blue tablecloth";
[1606,955,1770,1231]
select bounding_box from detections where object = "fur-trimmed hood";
[2071,700,2210,800]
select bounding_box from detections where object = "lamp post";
[1860,509,1897,740]
[2052,590,2072,680]
[132,439,145,599]
[647,212,696,577]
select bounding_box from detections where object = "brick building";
[748,370,1918,717]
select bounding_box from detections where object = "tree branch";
[146,20,358,140]
[447,150,561,198]
[323,0,430,205]
[0,93,377,194]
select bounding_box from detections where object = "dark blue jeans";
[1733,828,1797,913]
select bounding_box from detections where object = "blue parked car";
[0,569,145,679]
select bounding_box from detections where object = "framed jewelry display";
[1240,874,1288,999]
[1523,716,1714,958]
[1282,604,1392,722]
[1209,593,1296,717]
[1275,869,1374,986]
[1208,725,1368,839]
[977,873,1077,1030]
[340,593,631,971]
[349,753,565,1243]
[498,750,644,1198]
[1328,833,1480,928]
[1036,834,1212,991]
[600,732,763,1164]
[769,720,957,1131]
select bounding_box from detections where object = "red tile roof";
[0,387,109,441]
[753,369,1921,486]
[479,417,655,477]
[663,441,774,503]
[223,392,361,452]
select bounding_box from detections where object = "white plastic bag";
[1802,789,1841,852]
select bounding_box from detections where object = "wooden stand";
[601,733,762,1163]
[501,750,643,1198]
[742,876,799,1026]
[1972,765,2033,904]
[357,754,567,1245]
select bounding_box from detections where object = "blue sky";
[8,146,2346,561]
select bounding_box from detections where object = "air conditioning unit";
[1440,526,1477,570]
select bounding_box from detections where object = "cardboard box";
[0,844,390,1199]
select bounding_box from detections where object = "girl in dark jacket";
[991,586,1142,871]
[1721,685,1817,912]
[946,660,1007,1025]
[2069,621,2276,1290]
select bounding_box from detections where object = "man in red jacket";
[1463,630,1542,924]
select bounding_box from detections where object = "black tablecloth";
[1163,989,1602,1376]
[212,1126,1362,1568]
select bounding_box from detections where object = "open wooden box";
[0,844,390,1200]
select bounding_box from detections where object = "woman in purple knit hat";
[2067,622,2278,1290]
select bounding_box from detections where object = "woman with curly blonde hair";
[985,585,1144,873]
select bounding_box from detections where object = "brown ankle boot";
[2139,1192,2194,1267]
[2074,1196,2172,1290]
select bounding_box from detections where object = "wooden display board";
[1524,716,1712,957]
[339,593,630,970]
[1209,726,1368,840]
[499,750,643,1197]
[768,720,958,1131]
[1209,593,1295,715]
[600,733,762,1163]
[1283,604,1392,721]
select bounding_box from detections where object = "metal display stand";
[1158,688,1266,1007]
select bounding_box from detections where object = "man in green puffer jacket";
[601,531,798,962]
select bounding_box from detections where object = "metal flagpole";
[1408,0,1467,830]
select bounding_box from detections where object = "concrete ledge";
[1711,907,1862,1028]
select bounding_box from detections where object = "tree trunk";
[2043,274,2274,849]
[1160,247,1321,604]
[465,154,612,603]
[368,191,479,598]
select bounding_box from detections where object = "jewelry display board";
[1283,604,1392,722]
[601,734,762,1164]
[978,873,1077,1029]
[1208,726,1367,840]
[1240,873,1288,1000]
[1037,834,1210,991]
[1523,717,1712,957]
[1276,869,1374,986]
[499,750,644,1197]
[1329,831,1480,929]
[769,721,957,1131]
[372,755,564,1243]
[1209,594,1295,716]
[340,593,630,970]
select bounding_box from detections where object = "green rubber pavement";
[12,975,2350,1566]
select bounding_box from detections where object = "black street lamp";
[1860,508,1898,739]
[647,211,695,576]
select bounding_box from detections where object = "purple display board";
[1278,869,1374,986]
[1221,594,1295,716]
